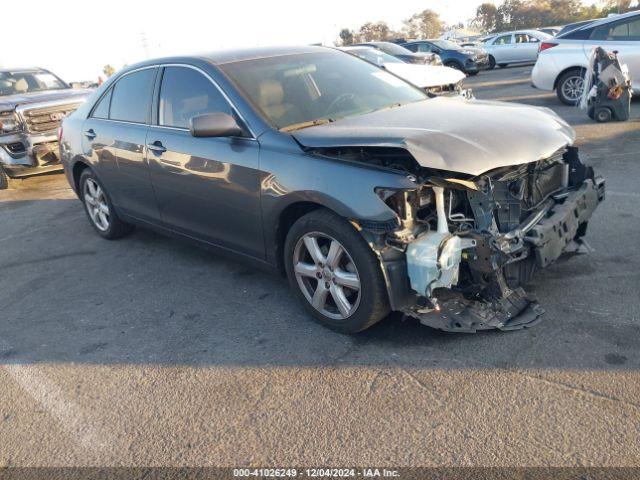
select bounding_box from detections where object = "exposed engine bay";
[311,145,605,332]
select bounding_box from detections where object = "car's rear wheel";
[488,55,496,70]
[557,69,585,105]
[284,209,390,333]
[79,169,133,239]
[0,166,9,190]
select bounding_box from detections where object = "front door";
[147,66,264,259]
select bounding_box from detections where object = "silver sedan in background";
[482,29,554,69]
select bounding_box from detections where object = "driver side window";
[159,66,231,129]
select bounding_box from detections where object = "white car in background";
[341,46,468,96]
[532,10,640,104]
[482,30,554,69]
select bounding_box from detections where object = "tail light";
[539,42,558,53]
[57,125,63,143]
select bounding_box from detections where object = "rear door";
[80,69,160,222]
[514,33,541,62]
[106,67,160,222]
[587,15,640,90]
[146,65,263,258]
[490,34,515,63]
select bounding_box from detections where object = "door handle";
[84,129,96,140]
[147,141,166,154]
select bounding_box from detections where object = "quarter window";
[91,89,112,119]
[159,67,231,129]
[109,68,156,124]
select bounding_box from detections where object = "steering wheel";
[325,93,356,117]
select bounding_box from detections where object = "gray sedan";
[60,46,603,333]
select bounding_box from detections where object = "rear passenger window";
[494,35,513,45]
[91,89,112,119]
[109,69,155,123]
[158,66,231,129]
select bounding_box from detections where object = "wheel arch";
[553,65,586,90]
[273,200,339,272]
[72,159,91,193]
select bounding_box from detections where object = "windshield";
[0,71,68,96]
[431,40,462,50]
[345,48,404,66]
[220,51,427,131]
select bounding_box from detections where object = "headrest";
[258,80,284,108]
[14,78,29,93]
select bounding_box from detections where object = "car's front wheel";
[557,69,585,105]
[79,169,133,239]
[488,55,496,70]
[284,209,390,333]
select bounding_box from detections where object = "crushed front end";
[360,146,605,332]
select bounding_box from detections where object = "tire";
[498,63,508,68]
[556,69,585,106]
[595,107,612,123]
[0,166,9,190]
[79,169,133,240]
[444,61,464,72]
[284,209,390,334]
[488,55,496,70]
[467,71,479,76]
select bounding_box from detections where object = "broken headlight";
[0,111,19,135]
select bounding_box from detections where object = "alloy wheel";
[293,232,361,320]
[83,178,110,232]
[562,75,584,103]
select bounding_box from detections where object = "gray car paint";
[291,96,575,176]
[60,46,574,269]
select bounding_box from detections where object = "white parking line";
[0,340,113,453]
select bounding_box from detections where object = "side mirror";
[190,112,243,138]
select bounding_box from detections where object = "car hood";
[292,97,575,176]
[0,89,91,112]
[383,63,466,88]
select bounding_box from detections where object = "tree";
[338,28,355,46]
[473,3,501,32]
[102,65,116,77]
[356,21,393,42]
[402,9,442,38]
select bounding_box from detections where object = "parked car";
[482,30,554,69]
[556,19,603,38]
[353,41,441,65]
[60,46,604,334]
[532,10,640,104]
[402,39,490,75]
[0,68,90,189]
[341,46,468,96]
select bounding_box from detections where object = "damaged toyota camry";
[60,46,605,333]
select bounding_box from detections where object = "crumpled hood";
[0,89,91,112]
[383,63,466,89]
[292,96,575,176]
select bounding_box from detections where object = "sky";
[0,0,500,81]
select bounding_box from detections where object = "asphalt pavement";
[1,65,639,468]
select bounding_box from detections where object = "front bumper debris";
[405,175,604,333]
[526,177,604,268]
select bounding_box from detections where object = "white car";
[532,10,640,105]
[341,46,467,96]
[482,30,554,69]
